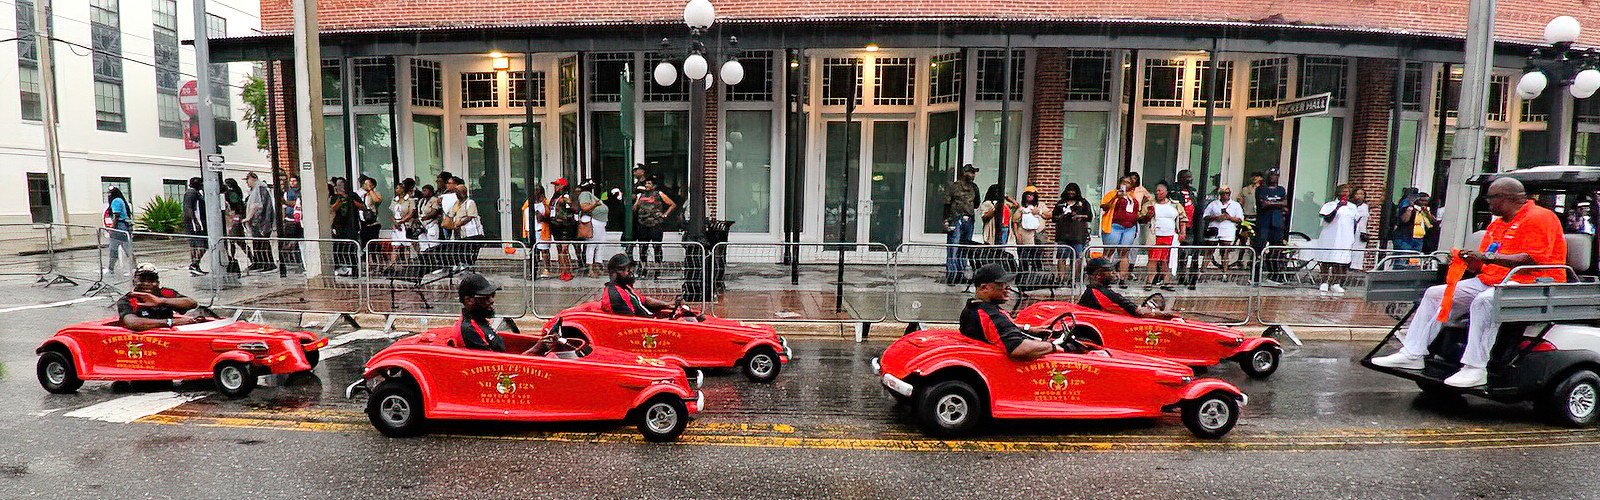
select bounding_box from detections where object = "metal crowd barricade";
[38,224,131,296]
[531,240,705,318]
[365,237,531,319]
[709,242,891,323]
[0,223,57,282]
[204,236,364,321]
[1255,245,1422,327]
[892,243,1081,323]
[1083,244,1258,325]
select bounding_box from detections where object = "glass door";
[463,118,541,241]
[822,118,911,248]
[464,122,503,240]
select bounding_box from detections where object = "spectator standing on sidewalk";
[1203,186,1246,274]
[1101,174,1146,289]
[182,177,208,276]
[1310,184,1365,295]
[633,177,676,266]
[1052,183,1093,277]
[243,172,277,272]
[1239,171,1262,224]
[547,178,579,281]
[222,178,248,271]
[1014,186,1045,271]
[103,186,132,277]
[1392,192,1436,252]
[526,185,551,278]
[1143,182,1186,291]
[415,184,441,253]
[942,164,980,283]
[1254,168,1290,285]
[979,184,1017,245]
[577,180,610,277]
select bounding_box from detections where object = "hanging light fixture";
[1572,69,1600,99]
[684,53,709,80]
[683,0,716,30]
[1544,16,1582,45]
[654,60,679,87]
[718,36,744,85]
[1517,71,1549,99]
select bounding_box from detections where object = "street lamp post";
[653,0,745,242]
[1516,16,1600,164]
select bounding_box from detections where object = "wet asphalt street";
[2,281,1600,498]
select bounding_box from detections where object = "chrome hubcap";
[645,404,678,434]
[1252,350,1275,372]
[935,394,968,426]
[45,362,66,385]
[1198,399,1230,430]
[751,355,774,376]
[1569,384,1596,419]
[219,366,242,390]
[379,395,411,425]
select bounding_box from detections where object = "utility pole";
[1439,0,1496,250]
[192,0,227,278]
[33,0,66,233]
[291,0,331,274]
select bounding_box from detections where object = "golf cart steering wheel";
[1044,311,1088,353]
[526,321,588,357]
[667,297,704,321]
[1141,293,1167,311]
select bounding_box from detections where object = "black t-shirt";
[459,317,505,352]
[958,299,1030,353]
[117,288,187,321]
[1256,185,1288,225]
[1078,284,1140,316]
[601,282,653,317]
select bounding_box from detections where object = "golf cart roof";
[1470,166,1600,190]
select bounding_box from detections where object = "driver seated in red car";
[600,253,700,320]
[960,264,1063,361]
[118,264,201,332]
[459,273,560,356]
[1078,257,1180,320]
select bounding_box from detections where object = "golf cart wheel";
[741,347,782,383]
[367,380,426,437]
[303,350,321,370]
[1238,345,1282,379]
[1181,392,1239,439]
[213,361,257,399]
[1540,370,1600,428]
[915,380,984,438]
[37,349,83,394]
[634,395,689,442]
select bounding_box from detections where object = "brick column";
[271,60,298,180]
[701,86,720,218]
[1027,49,1068,241]
[1348,58,1397,248]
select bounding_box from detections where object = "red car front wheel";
[1181,393,1239,439]
[915,380,984,437]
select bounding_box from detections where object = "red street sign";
[183,118,200,150]
[179,80,199,116]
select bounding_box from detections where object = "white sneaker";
[1261,279,1282,287]
[1443,367,1489,388]
[102,268,113,276]
[1371,352,1425,370]
[1330,284,1346,294]
[1319,282,1330,293]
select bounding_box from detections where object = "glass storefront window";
[823,122,862,243]
[1248,58,1288,108]
[590,111,628,195]
[975,49,1024,102]
[510,123,540,240]
[1518,130,1552,168]
[873,57,916,106]
[1142,123,1180,187]
[356,114,395,227]
[1064,50,1112,102]
[1440,133,1502,173]
[724,111,773,233]
[1298,56,1349,107]
[464,123,501,239]
[726,51,774,102]
[644,110,691,221]
[972,111,1022,193]
[1243,117,1282,176]
[1188,124,1226,184]
[324,114,347,181]
[1061,111,1109,204]
[922,111,960,233]
[1289,116,1342,235]
[411,114,443,186]
[1389,119,1420,203]
[1143,59,1184,107]
[1575,132,1600,166]
[588,53,630,103]
[928,53,962,105]
[561,112,579,181]
[868,121,910,248]
[321,59,341,107]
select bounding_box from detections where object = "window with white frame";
[1298,56,1349,107]
[352,57,395,106]
[1064,50,1112,102]
[643,52,688,102]
[1580,97,1600,125]
[822,57,862,106]
[726,50,774,102]
[1402,62,1425,112]
[153,0,181,138]
[1486,74,1509,122]
[928,52,963,104]
[1194,59,1234,108]
[873,57,916,106]
[975,49,1024,101]
[92,0,125,131]
[1248,57,1288,108]
[1521,89,1556,123]
[559,55,578,105]
[509,71,546,108]
[460,72,498,108]
[1142,58,1185,107]
[411,59,442,107]
[1435,67,1462,118]
[162,179,187,200]
[16,0,50,121]
[321,59,342,107]
[588,52,631,103]
[205,14,230,120]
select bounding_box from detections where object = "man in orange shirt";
[1373,178,1568,387]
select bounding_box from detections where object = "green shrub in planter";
[136,196,184,234]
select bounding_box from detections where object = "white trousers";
[1401,279,1499,368]
[586,228,619,263]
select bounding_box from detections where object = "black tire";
[1238,345,1282,379]
[633,395,689,442]
[741,348,782,383]
[1539,370,1600,428]
[915,379,985,438]
[1180,392,1239,439]
[37,350,83,394]
[213,361,257,399]
[303,350,320,370]
[367,380,427,437]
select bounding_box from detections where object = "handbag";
[576,221,594,239]
[1019,212,1042,231]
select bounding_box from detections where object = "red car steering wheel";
[1044,311,1088,352]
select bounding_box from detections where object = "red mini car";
[1014,298,1283,378]
[874,312,1248,438]
[545,301,791,382]
[36,318,327,399]
[347,322,704,442]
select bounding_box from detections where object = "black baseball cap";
[971,263,1013,285]
[960,164,979,173]
[606,253,637,273]
[458,273,500,297]
[1084,257,1113,274]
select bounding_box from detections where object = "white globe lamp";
[720,59,745,86]
[1572,69,1600,99]
[653,61,678,87]
[683,0,716,30]
[684,53,709,80]
[1545,16,1582,45]
[1518,71,1549,99]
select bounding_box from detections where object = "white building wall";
[0,0,268,225]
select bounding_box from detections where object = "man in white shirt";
[445,179,484,270]
[1203,186,1246,245]
[436,171,459,237]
